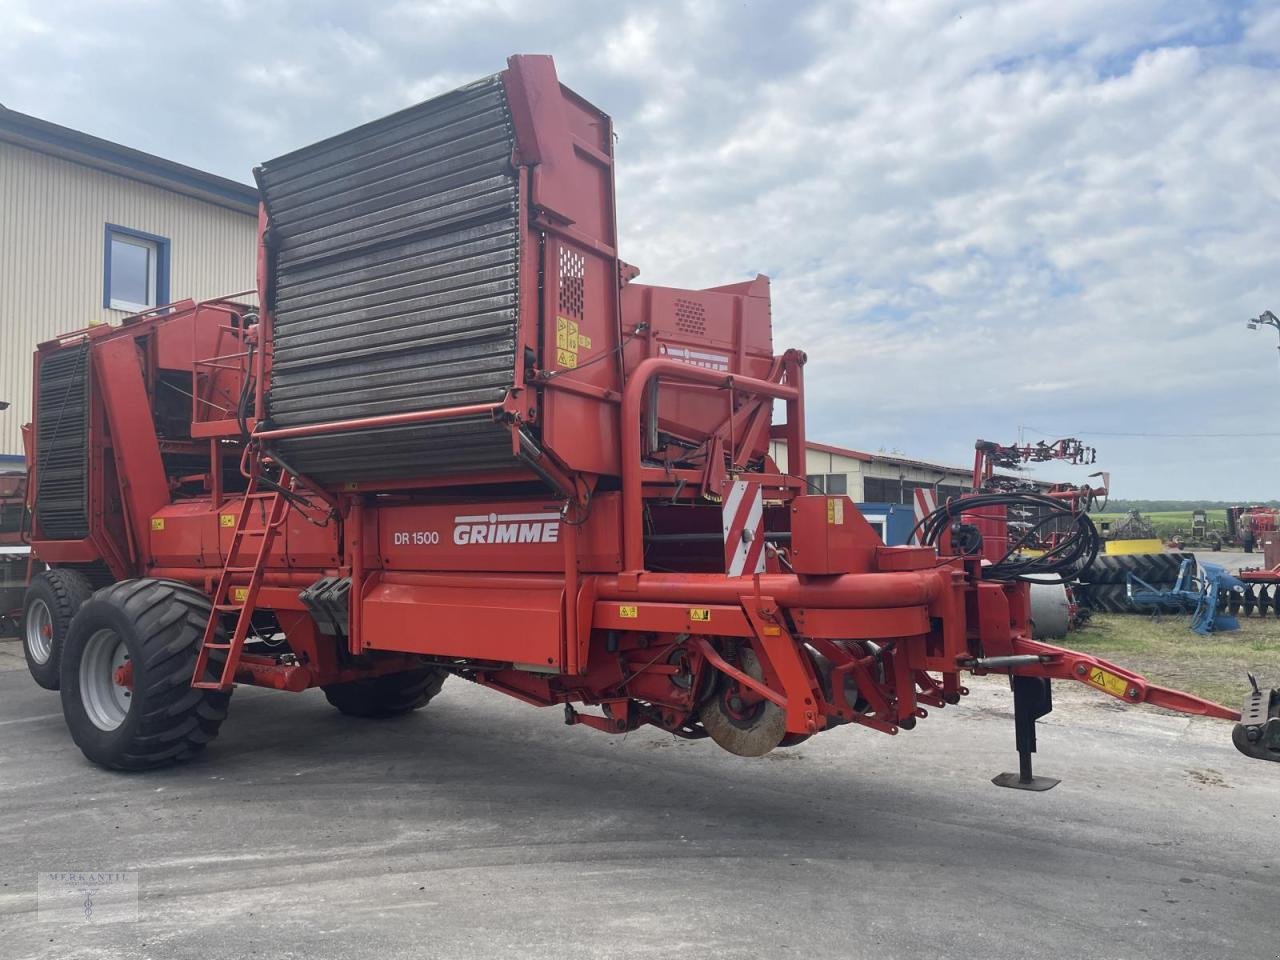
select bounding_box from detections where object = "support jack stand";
[992,675,1060,791]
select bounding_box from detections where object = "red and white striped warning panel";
[723,479,766,577]
[911,488,937,545]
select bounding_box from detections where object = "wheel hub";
[24,599,53,664]
[79,628,133,732]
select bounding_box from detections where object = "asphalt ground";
[0,636,1275,960]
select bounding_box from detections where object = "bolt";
[1075,664,1087,677]
[1127,687,1140,699]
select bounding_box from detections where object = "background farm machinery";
[1226,505,1279,552]
[17,56,1279,778]
[0,464,32,634]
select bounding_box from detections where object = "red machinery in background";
[1228,505,1280,553]
[959,438,1109,565]
[0,465,32,632]
[19,56,1279,783]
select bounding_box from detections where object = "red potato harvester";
[20,55,1279,783]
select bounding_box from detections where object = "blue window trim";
[103,223,170,311]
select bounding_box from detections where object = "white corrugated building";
[0,106,259,460]
[768,440,976,504]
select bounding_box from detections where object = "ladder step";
[223,566,259,573]
[214,604,244,613]
[237,528,268,537]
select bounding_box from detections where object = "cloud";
[0,0,1275,497]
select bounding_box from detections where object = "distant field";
[1091,509,1227,539]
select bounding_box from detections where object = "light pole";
[1247,310,1280,372]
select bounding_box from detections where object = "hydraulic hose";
[912,492,1101,584]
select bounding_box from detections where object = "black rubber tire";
[22,568,93,690]
[1076,583,1135,614]
[322,667,448,718]
[59,579,233,771]
[1079,553,1193,585]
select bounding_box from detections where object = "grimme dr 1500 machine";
[20,56,1279,783]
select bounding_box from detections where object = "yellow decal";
[689,608,711,622]
[1087,666,1129,698]
[151,518,165,531]
[555,315,587,369]
[220,514,236,528]
[827,498,844,525]
[618,605,639,619]
[232,587,249,603]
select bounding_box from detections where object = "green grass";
[1091,509,1227,540]
[1062,612,1280,706]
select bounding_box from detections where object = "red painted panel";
[789,606,930,640]
[789,496,878,575]
[377,493,621,573]
[361,572,564,668]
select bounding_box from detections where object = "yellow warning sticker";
[219,514,235,528]
[618,605,639,619]
[1087,666,1129,698]
[689,608,711,622]
[232,587,249,603]
[151,517,165,531]
[827,498,844,525]
[555,315,587,369]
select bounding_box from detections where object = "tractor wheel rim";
[25,599,53,664]
[80,628,132,731]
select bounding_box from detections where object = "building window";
[104,224,169,312]
[806,473,848,495]
[863,477,898,503]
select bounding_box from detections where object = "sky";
[2,0,1278,498]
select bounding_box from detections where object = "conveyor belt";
[34,344,90,539]
[257,74,522,484]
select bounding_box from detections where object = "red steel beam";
[620,358,800,574]
[595,569,946,609]
[254,402,502,441]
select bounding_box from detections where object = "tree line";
[1091,499,1280,514]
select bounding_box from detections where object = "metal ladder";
[192,477,290,691]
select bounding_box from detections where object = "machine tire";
[22,568,93,690]
[59,579,232,771]
[1077,583,1134,614]
[1080,553,1192,586]
[322,667,448,718]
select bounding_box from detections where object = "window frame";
[103,224,170,313]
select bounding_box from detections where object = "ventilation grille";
[557,247,585,319]
[674,298,707,337]
[257,73,522,484]
[34,344,90,539]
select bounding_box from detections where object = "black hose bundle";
[912,492,1101,584]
